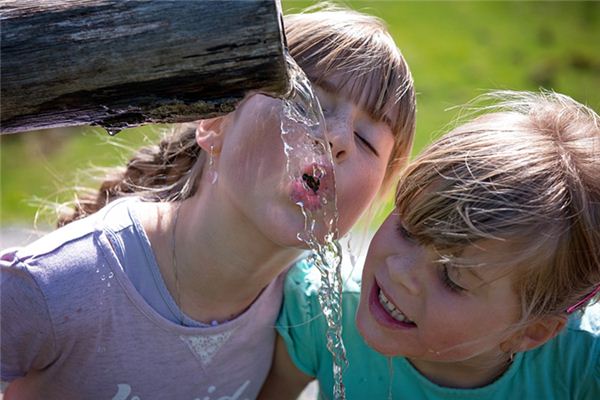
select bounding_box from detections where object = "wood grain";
[1,0,290,134]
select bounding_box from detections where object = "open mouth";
[378,289,415,325]
[290,164,332,212]
[370,280,417,328]
[302,172,321,193]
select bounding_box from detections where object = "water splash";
[280,52,347,400]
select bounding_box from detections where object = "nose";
[386,254,421,296]
[325,107,353,162]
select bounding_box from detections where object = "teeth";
[378,290,414,324]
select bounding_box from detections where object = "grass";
[2,0,599,226]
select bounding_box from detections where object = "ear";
[195,117,225,153]
[502,315,567,353]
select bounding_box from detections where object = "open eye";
[355,131,379,156]
[440,264,467,293]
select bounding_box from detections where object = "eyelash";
[396,220,467,293]
[318,89,378,156]
[396,221,413,241]
[440,264,466,293]
[354,131,378,156]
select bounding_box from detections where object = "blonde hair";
[395,90,600,321]
[58,5,416,226]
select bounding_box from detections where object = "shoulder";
[565,311,600,380]
[0,198,143,311]
[534,314,600,364]
[3,219,98,289]
[279,256,363,342]
[284,258,321,296]
[281,259,323,328]
[284,257,361,296]
[522,313,600,397]
[282,257,361,321]
[6,198,139,271]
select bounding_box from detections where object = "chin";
[266,229,306,249]
[355,302,402,357]
[356,306,378,348]
[259,199,339,249]
[290,216,338,245]
[356,318,399,357]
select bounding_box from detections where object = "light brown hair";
[395,90,600,320]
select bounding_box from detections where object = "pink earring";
[208,145,219,184]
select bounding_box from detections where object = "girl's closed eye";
[315,86,334,116]
[396,220,415,242]
[439,263,467,293]
[355,131,379,156]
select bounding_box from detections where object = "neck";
[407,353,513,389]
[148,196,303,324]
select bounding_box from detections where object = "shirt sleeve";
[276,260,327,378]
[0,250,57,381]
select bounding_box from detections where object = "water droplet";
[105,126,122,136]
[387,356,394,400]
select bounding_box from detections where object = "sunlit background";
[2,1,599,241]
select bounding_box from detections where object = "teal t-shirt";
[277,260,600,400]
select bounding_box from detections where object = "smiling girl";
[262,90,600,399]
[0,6,415,400]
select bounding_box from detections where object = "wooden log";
[0,0,290,134]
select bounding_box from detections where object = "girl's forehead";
[314,72,394,127]
[459,239,518,268]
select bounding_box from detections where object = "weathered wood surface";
[1,0,290,134]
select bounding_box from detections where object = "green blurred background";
[1,0,599,228]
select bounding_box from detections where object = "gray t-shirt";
[1,198,286,399]
[112,198,218,327]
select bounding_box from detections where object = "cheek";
[336,165,385,227]
[226,126,287,179]
[355,303,408,357]
[421,300,511,357]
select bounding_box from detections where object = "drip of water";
[104,126,123,136]
[387,356,394,400]
[280,52,347,400]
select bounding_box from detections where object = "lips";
[369,279,417,329]
[290,163,333,212]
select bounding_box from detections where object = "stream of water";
[280,53,348,400]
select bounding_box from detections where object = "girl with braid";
[0,6,416,400]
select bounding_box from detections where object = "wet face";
[356,211,522,365]
[213,77,394,248]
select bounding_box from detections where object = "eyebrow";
[316,78,393,130]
